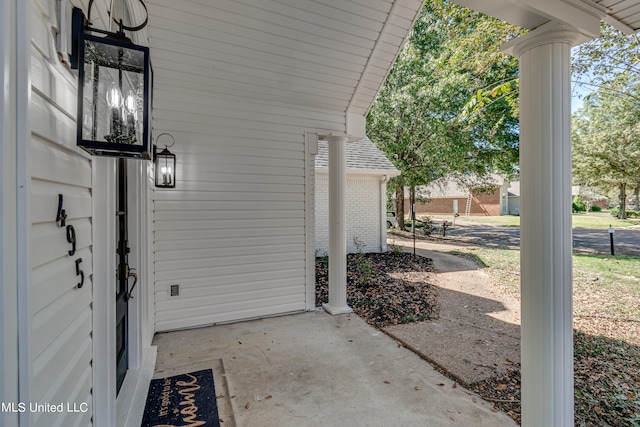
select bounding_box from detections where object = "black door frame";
[115,158,129,394]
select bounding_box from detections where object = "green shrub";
[388,241,404,256]
[590,205,602,212]
[572,195,586,212]
[352,237,377,285]
[610,207,638,218]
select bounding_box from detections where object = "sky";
[572,96,583,113]
[572,90,587,113]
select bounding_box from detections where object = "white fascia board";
[523,0,601,37]
[502,21,592,56]
[453,0,601,38]
[452,0,550,29]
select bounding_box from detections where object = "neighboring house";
[399,175,511,216]
[507,181,521,215]
[3,1,638,426]
[507,183,608,215]
[315,139,400,255]
[571,185,608,210]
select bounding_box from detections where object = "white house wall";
[315,175,383,255]
[1,1,21,426]
[151,91,345,331]
[508,197,521,215]
[28,1,93,425]
[146,0,423,329]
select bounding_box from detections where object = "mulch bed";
[315,252,437,327]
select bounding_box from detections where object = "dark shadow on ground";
[384,286,521,386]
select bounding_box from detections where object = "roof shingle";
[315,138,399,174]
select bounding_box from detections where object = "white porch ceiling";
[454,0,640,35]
[147,0,424,115]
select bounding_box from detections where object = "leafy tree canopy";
[572,23,640,102]
[366,0,523,223]
[572,73,640,217]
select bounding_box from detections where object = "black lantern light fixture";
[71,0,152,159]
[154,133,176,188]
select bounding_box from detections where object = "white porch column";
[503,23,581,427]
[323,135,352,315]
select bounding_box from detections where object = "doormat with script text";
[141,369,220,427]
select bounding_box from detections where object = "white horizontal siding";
[28,1,93,426]
[147,0,423,113]
[152,87,344,330]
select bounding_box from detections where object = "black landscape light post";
[608,225,615,256]
[412,203,416,256]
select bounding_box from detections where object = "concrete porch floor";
[152,310,517,427]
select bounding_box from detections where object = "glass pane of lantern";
[155,148,176,188]
[81,38,146,150]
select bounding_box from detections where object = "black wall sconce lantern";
[154,133,176,188]
[71,1,152,159]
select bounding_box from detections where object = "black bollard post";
[412,205,416,257]
[608,225,615,256]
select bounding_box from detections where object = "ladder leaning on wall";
[464,191,472,216]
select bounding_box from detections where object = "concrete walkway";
[152,311,517,426]
[384,236,521,385]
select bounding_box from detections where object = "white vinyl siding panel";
[28,2,93,426]
[151,90,344,330]
[148,0,423,114]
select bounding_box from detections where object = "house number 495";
[56,194,85,289]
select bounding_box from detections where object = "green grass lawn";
[425,211,640,229]
[572,212,640,228]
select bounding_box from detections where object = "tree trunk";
[409,185,416,232]
[634,186,639,212]
[395,182,405,231]
[618,183,627,219]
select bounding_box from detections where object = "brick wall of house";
[315,176,382,255]
[403,189,501,216]
[593,200,607,210]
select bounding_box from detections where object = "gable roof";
[315,138,400,176]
